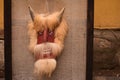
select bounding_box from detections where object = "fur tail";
[34,59,56,77]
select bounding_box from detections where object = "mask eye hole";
[49,30,54,35]
[38,31,43,35]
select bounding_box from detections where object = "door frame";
[4,0,12,80]
[86,0,94,80]
[4,0,94,80]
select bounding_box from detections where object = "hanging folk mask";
[27,6,68,77]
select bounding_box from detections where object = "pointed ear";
[57,8,65,22]
[28,6,35,21]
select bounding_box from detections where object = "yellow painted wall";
[0,0,3,30]
[94,0,120,29]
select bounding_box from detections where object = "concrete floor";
[94,76,120,80]
[0,78,4,80]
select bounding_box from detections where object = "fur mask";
[27,6,68,78]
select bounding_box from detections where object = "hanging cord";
[26,0,49,13]
[45,0,50,13]
[26,0,30,7]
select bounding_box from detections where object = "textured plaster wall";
[0,0,3,30]
[12,0,87,80]
[94,0,120,29]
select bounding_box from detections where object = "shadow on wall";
[0,29,4,78]
[93,29,120,77]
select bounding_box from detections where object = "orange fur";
[27,8,68,78]
[28,13,68,55]
[34,59,56,77]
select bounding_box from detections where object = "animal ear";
[28,6,35,21]
[57,8,65,22]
